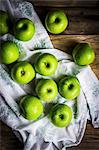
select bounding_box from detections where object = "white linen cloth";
[0,0,99,150]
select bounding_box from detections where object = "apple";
[34,53,58,76]
[20,95,43,120]
[11,61,35,84]
[72,43,95,65]
[49,104,72,128]
[45,9,68,34]
[0,41,19,64]
[0,11,10,35]
[59,76,80,100]
[14,18,35,41]
[36,79,58,102]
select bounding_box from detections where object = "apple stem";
[59,114,64,119]
[21,70,25,76]
[68,84,74,90]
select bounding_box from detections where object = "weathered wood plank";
[0,121,23,150]
[50,35,99,78]
[29,0,99,8]
[33,7,99,35]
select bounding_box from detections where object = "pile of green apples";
[0,9,95,128]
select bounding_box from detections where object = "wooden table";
[0,0,99,149]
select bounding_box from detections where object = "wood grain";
[0,122,23,150]
[50,35,99,78]
[33,7,99,35]
[29,0,99,7]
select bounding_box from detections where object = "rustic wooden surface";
[0,0,99,150]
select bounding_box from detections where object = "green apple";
[0,41,19,64]
[20,95,43,120]
[72,43,95,65]
[59,76,80,100]
[0,11,10,35]
[11,61,35,84]
[45,9,68,34]
[14,18,35,41]
[49,104,72,128]
[36,79,58,102]
[34,53,58,76]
